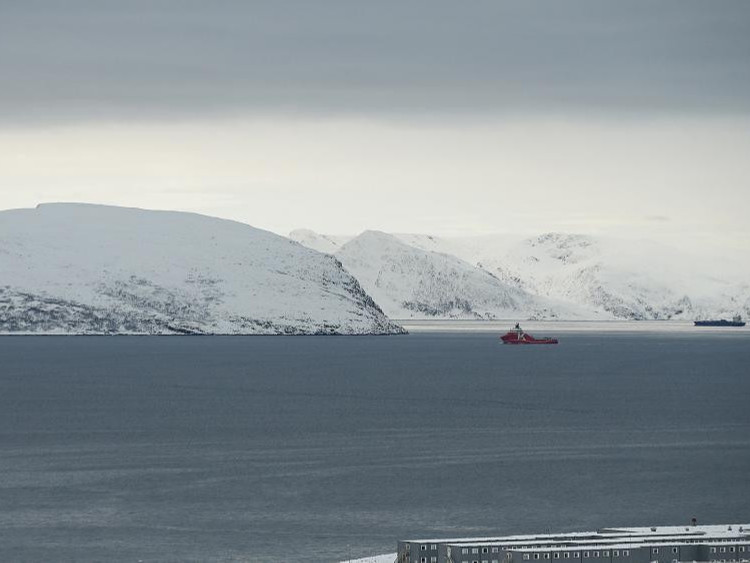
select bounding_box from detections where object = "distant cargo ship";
[694,315,746,327]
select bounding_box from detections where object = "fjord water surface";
[1,332,749,562]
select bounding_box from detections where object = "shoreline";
[2,319,748,336]
[398,319,750,333]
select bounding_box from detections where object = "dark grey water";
[1,332,749,562]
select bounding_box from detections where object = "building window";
[545,554,551,560]
[534,554,540,560]
[565,554,571,559]
[492,560,499,563]
[653,549,659,554]
[422,545,427,551]
[431,558,437,563]
[555,554,561,559]
[574,553,580,558]
[623,552,629,557]
[673,548,679,554]
[739,547,745,552]
[420,558,426,563]
[493,548,499,553]
[584,552,590,558]
[603,552,609,557]
[614,551,619,557]
[721,548,727,553]
[523,555,530,561]
[730,547,735,553]
[712,549,717,554]
[484,549,489,554]
[474,549,480,555]
[594,552,600,558]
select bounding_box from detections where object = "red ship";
[500,323,558,345]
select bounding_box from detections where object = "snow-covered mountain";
[329,230,584,319]
[0,204,404,335]
[294,229,749,321]
[466,233,749,320]
[469,233,684,319]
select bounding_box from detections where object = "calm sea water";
[1,331,749,562]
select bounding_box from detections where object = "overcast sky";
[1,1,749,248]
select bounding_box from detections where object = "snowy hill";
[333,231,580,319]
[493,233,694,319]
[294,229,749,321]
[0,204,404,335]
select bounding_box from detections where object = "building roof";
[403,524,750,547]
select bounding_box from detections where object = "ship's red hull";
[500,332,558,345]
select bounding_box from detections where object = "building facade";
[398,524,750,563]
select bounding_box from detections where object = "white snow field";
[292,229,750,321]
[0,204,404,335]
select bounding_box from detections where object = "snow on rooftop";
[404,524,750,546]
[603,525,748,535]
[341,554,396,563]
[403,531,601,544]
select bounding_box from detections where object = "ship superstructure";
[500,323,558,344]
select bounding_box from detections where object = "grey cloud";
[1,0,749,123]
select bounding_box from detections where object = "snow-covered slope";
[294,228,749,321]
[473,233,748,320]
[334,231,578,319]
[392,232,521,267]
[0,204,404,335]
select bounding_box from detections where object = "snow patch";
[340,554,396,563]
